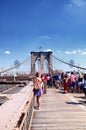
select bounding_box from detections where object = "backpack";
[34,78,41,90]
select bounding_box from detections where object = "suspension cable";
[52,55,86,70]
[0,57,29,74]
[44,60,54,73]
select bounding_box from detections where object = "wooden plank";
[30,88,86,130]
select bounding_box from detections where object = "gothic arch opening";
[30,51,53,75]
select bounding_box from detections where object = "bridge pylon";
[30,51,53,75]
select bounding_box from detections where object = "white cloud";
[72,0,86,8]
[4,50,11,54]
[40,35,50,40]
[78,49,86,55]
[65,49,86,55]
[65,51,71,54]
[44,48,53,52]
[64,0,86,9]
[46,49,53,52]
[77,49,82,53]
[81,52,86,55]
[65,50,77,54]
[71,50,77,54]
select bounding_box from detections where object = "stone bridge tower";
[30,51,53,75]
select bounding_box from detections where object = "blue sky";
[0,0,86,73]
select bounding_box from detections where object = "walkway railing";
[13,92,34,130]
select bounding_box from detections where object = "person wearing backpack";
[33,72,43,109]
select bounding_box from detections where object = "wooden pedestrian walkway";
[30,88,86,130]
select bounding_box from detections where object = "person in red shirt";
[70,72,76,93]
[63,74,69,93]
[41,74,47,94]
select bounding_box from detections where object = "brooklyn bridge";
[0,51,86,130]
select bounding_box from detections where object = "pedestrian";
[53,73,60,89]
[82,73,86,98]
[41,73,47,94]
[33,72,43,109]
[78,72,83,93]
[63,74,69,93]
[70,72,76,93]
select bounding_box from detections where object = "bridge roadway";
[30,87,86,130]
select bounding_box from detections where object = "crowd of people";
[32,71,86,110]
[62,71,86,96]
